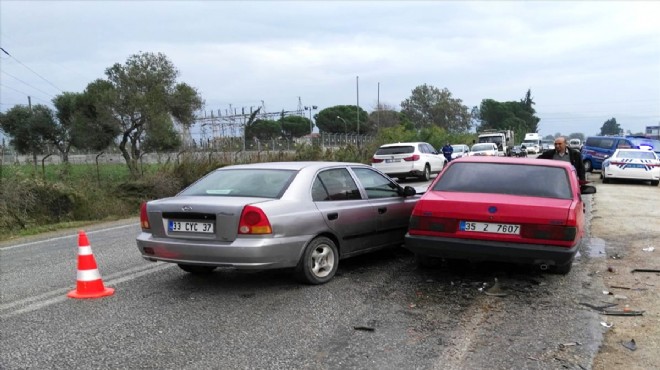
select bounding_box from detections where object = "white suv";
[371,142,447,181]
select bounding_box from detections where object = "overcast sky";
[1,0,659,141]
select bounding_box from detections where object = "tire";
[178,264,216,274]
[419,165,431,181]
[295,237,339,285]
[583,160,593,173]
[651,180,659,186]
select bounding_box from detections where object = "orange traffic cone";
[67,230,115,299]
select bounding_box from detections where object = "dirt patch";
[588,173,660,370]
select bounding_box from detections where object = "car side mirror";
[401,186,417,197]
[580,185,597,194]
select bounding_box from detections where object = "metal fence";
[1,133,376,166]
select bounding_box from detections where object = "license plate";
[625,164,644,169]
[385,159,401,163]
[460,221,520,235]
[168,220,214,233]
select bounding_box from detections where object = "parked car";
[541,140,554,151]
[371,142,447,181]
[450,144,470,160]
[581,136,636,172]
[511,145,528,157]
[137,161,422,284]
[569,138,582,150]
[404,156,597,274]
[601,149,660,186]
[469,143,499,156]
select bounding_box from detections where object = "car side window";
[352,167,401,199]
[314,168,362,201]
[616,140,631,149]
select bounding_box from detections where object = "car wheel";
[295,236,338,285]
[419,165,431,181]
[177,264,216,274]
[651,180,659,186]
[552,261,573,275]
[583,160,593,173]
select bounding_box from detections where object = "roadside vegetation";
[1,50,550,240]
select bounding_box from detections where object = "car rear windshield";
[432,162,573,199]
[472,144,494,152]
[376,146,414,155]
[616,150,657,160]
[180,169,297,198]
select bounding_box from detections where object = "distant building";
[646,125,660,139]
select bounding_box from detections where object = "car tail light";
[521,224,576,242]
[403,154,420,162]
[140,202,151,230]
[372,157,384,163]
[238,205,273,234]
[408,215,458,234]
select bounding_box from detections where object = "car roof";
[378,142,427,147]
[452,155,574,169]
[220,161,368,171]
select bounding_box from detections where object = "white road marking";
[0,224,138,251]
[0,262,173,319]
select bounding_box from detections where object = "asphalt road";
[1,177,610,370]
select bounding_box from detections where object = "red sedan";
[404,156,597,274]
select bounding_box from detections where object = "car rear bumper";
[604,168,660,181]
[404,234,579,266]
[136,232,309,269]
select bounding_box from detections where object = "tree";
[89,52,204,177]
[280,115,310,139]
[600,118,621,135]
[51,92,83,163]
[400,84,471,133]
[567,132,585,142]
[367,103,406,131]
[474,90,540,145]
[315,105,370,134]
[70,80,121,152]
[245,119,281,141]
[0,104,57,172]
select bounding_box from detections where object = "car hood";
[417,191,574,225]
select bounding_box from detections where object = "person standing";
[441,143,453,162]
[538,136,586,182]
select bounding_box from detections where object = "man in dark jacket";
[538,136,586,182]
[441,143,453,162]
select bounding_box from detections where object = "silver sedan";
[137,161,422,284]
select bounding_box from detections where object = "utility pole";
[356,76,360,136]
[304,105,318,134]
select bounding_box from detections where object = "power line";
[1,70,56,99]
[0,46,63,93]
[0,83,52,105]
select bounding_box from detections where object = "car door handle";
[378,207,387,214]
[327,212,338,220]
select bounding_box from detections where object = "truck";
[521,133,542,154]
[477,129,515,156]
